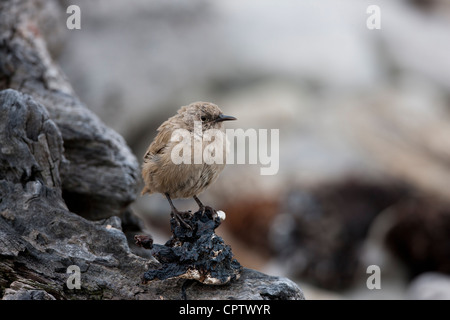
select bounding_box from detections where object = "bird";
[141,101,236,228]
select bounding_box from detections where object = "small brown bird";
[141,101,236,227]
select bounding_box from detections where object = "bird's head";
[179,101,237,131]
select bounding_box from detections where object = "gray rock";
[0,89,147,299]
[2,281,57,300]
[145,268,304,300]
[0,0,139,220]
[0,89,66,191]
[407,272,450,300]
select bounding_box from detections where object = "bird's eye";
[201,116,207,122]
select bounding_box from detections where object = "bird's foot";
[171,210,192,230]
[197,205,217,218]
[204,206,217,216]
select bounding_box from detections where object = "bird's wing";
[143,121,174,162]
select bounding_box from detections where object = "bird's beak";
[215,114,237,122]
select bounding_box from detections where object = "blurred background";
[57,0,450,299]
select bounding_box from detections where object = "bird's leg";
[193,195,205,215]
[165,193,192,229]
[193,195,217,217]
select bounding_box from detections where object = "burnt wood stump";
[138,208,242,285]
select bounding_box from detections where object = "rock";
[221,197,280,258]
[135,206,304,300]
[2,281,57,300]
[269,179,410,290]
[147,268,304,300]
[385,197,450,278]
[139,208,242,286]
[0,89,147,299]
[407,272,450,300]
[0,89,304,300]
[0,0,139,220]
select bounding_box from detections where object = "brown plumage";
[141,101,236,227]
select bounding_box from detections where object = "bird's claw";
[205,206,217,216]
[198,205,217,218]
[173,211,192,230]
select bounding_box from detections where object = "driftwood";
[0,0,304,300]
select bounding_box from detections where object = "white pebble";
[217,210,226,221]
